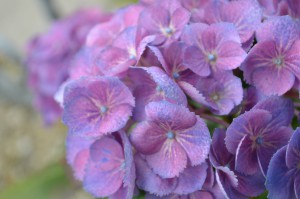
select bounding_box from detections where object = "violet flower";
[130,101,211,178]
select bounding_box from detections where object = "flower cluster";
[25,0,300,198]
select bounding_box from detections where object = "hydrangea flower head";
[62,76,134,137]
[225,97,293,176]
[131,101,211,178]
[182,22,246,76]
[241,16,300,96]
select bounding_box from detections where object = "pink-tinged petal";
[112,26,136,51]
[171,7,191,33]
[252,66,295,96]
[219,0,262,43]
[130,121,166,155]
[253,96,294,127]
[240,40,278,84]
[210,128,233,167]
[73,149,89,181]
[177,118,211,166]
[66,134,92,180]
[257,126,293,176]
[256,15,300,46]
[183,46,211,77]
[266,146,296,199]
[285,40,300,81]
[145,101,196,131]
[236,171,265,197]
[86,16,123,48]
[120,4,145,27]
[201,22,241,49]
[177,81,207,105]
[216,41,246,70]
[225,109,272,153]
[181,23,209,45]
[174,163,208,195]
[135,154,178,196]
[84,136,125,198]
[235,135,259,175]
[286,128,300,169]
[146,140,187,178]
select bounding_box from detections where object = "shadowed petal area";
[145,101,196,130]
[84,137,125,198]
[210,128,233,167]
[294,175,300,199]
[174,163,208,195]
[236,171,265,197]
[176,118,211,166]
[286,128,300,169]
[252,66,295,96]
[266,146,296,199]
[130,121,166,155]
[225,109,272,154]
[146,140,187,178]
[235,135,258,175]
[63,76,134,137]
[135,154,178,196]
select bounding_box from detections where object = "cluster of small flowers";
[25,0,300,198]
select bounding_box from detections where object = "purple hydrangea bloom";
[241,16,300,96]
[194,71,243,115]
[266,128,300,199]
[26,9,110,125]
[83,131,135,199]
[182,22,246,77]
[179,0,211,23]
[210,129,265,199]
[129,66,187,121]
[130,101,211,178]
[134,153,208,196]
[149,42,206,103]
[137,0,190,46]
[62,76,135,137]
[242,86,267,112]
[202,0,262,44]
[225,97,294,176]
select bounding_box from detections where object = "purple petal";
[236,171,265,197]
[176,118,211,166]
[174,163,208,195]
[183,46,211,77]
[146,140,187,178]
[130,121,166,155]
[286,128,300,169]
[294,175,300,199]
[266,146,296,199]
[145,101,196,131]
[252,96,294,128]
[252,66,295,96]
[84,136,125,198]
[257,126,293,176]
[210,128,233,167]
[216,41,246,70]
[235,135,259,175]
[225,109,272,154]
[135,154,178,196]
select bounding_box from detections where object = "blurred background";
[0,0,135,198]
